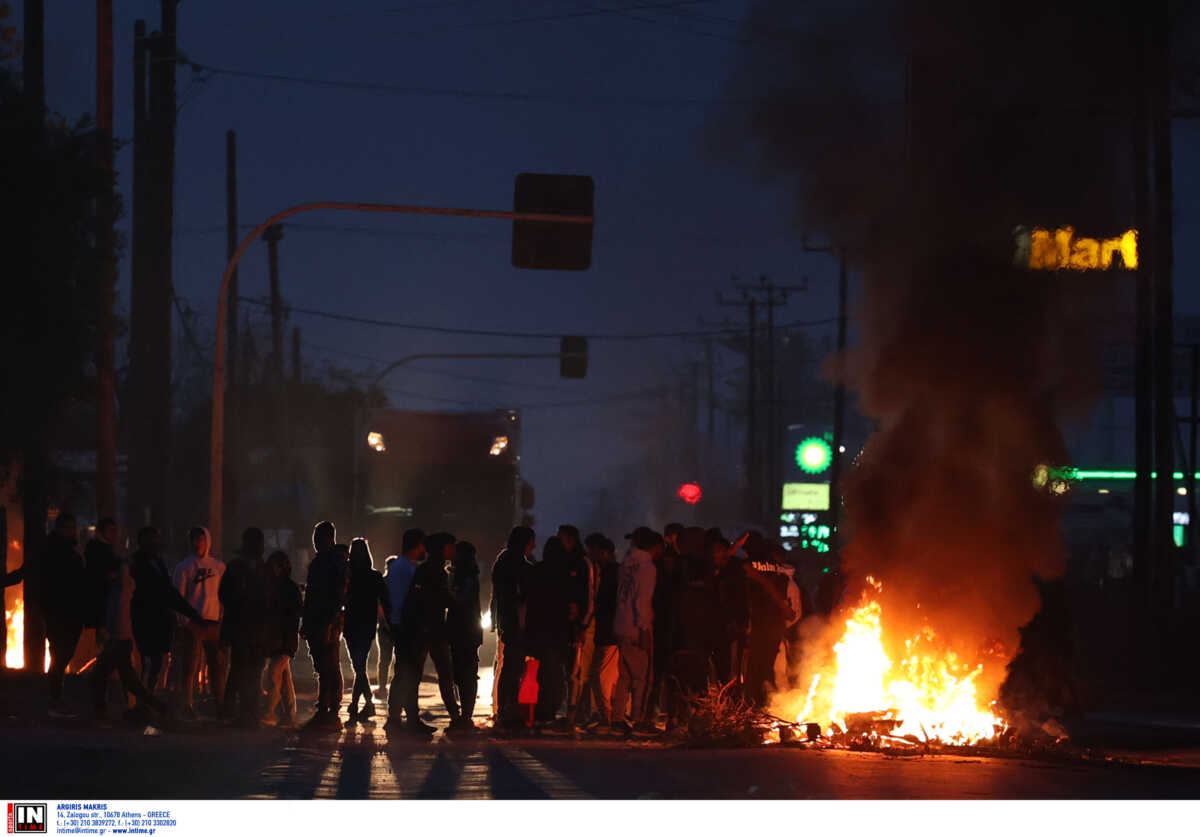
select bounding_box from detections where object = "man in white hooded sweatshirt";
[610,527,661,735]
[173,526,226,717]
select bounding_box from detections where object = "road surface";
[2,671,1199,799]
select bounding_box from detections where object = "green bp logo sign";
[795,437,833,475]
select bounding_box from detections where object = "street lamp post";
[209,201,592,553]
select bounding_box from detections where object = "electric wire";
[237,296,837,341]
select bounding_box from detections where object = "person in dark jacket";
[669,542,717,730]
[396,531,460,732]
[490,526,536,729]
[709,533,749,692]
[561,525,593,729]
[376,555,398,702]
[345,538,391,721]
[130,526,201,693]
[649,533,683,721]
[41,513,85,713]
[301,521,350,728]
[220,527,268,724]
[526,534,572,727]
[262,551,302,726]
[581,533,619,733]
[447,541,483,732]
[743,536,795,707]
[83,517,119,632]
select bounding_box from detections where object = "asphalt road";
[4,668,1199,799]
[4,723,1200,800]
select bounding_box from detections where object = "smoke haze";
[713,0,1141,667]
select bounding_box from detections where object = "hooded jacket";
[173,528,226,622]
[613,548,657,641]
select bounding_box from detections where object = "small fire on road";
[773,577,1005,746]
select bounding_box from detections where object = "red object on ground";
[677,482,703,504]
[518,657,540,706]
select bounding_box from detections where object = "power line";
[184,58,751,109]
[303,341,573,392]
[386,0,718,37]
[175,221,805,249]
[237,296,837,341]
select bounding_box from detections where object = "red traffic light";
[677,482,703,505]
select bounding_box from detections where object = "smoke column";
[713,0,1140,675]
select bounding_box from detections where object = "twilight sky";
[26,0,1200,536]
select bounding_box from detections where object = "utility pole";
[95,0,117,521]
[128,2,177,535]
[1150,0,1175,624]
[292,327,302,386]
[830,252,849,555]
[1131,0,1153,616]
[224,130,239,547]
[732,276,807,523]
[718,286,758,519]
[264,225,290,486]
[705,338,716,466]
[22,0,48,673]
[266,226,286,384]
[1189,345,1198,568]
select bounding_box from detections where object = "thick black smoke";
[713,0,1142,675]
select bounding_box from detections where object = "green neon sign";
[1074,470,1200,480]
[796,437,833,475]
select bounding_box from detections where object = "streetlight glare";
[367,431,386,453]
[489,435,509,456]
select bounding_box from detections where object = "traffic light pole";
[208,200,592,554]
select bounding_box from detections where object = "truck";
[355,408,529,566]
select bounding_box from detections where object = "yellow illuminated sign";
[782,482,830,511]
[1014,226,1137,271]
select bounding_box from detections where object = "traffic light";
[512,173,594,270]
[560,336,588,378]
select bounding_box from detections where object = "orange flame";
[784,576,1004,745]
[5,585,50,673]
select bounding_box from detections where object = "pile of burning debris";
[716,575,1079,757]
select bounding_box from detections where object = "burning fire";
[785,577,1004,745]
[5,587,50,673]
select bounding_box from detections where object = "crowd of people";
[29,514,813,737]
[487,523,804,736]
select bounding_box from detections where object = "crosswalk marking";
[501,747,591,799]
